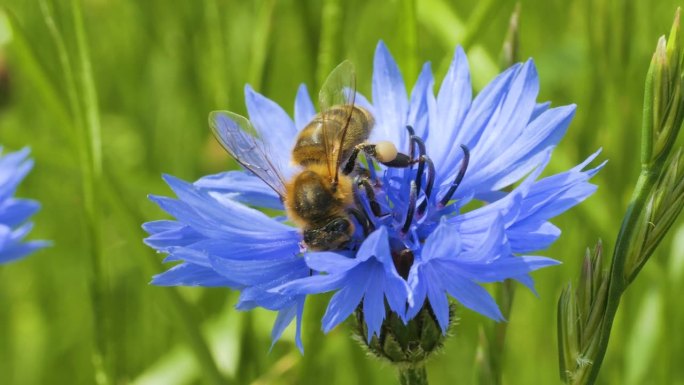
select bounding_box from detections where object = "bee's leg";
[342,147,362,175]
[356,177,383,217]
[348,142,411,169]
[438,144,470,207]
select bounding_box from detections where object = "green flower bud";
[625,148,684,282]
[643,8,684,166]
[353,304,452,367]
[558,242,608,383]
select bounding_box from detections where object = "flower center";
[391,249,414,279]
[351,125,471,276]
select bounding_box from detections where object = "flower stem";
[398,364,428,385]
[40,0,110,382]
[102,173,227,385]
[70,0,109,381]
[460,0,508,51]
[401,0,418,84]
[248,0,276,91]
[164,286,228,385]
[316,0,342,89]
[584,169,658,384]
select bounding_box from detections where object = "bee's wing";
[210,111,287,199]
[318,60,357,181]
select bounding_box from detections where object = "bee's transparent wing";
[319,60,357,180]
[210,111,287,199]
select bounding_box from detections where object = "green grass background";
[0,0,683,384]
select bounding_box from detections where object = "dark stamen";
[391,249,415,280]
[410,134,426,159]
[439,145,470,207]
[409,135,426,194]
[417,155,435,216]
[406,125,416,159]
[402,180,417,234]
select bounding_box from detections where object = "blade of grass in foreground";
[104,168,229,385]
[248,0,276,91]
[64,0,109,382]
[3,8,73,140]
[316,0,342,89]
[400,0,418,84]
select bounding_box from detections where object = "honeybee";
[210,61,406,251]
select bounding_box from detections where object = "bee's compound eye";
[374,141,398,163]
[329,218,351,233]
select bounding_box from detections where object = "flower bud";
[354,304,452,367]
[643,8,684,166]
[625,148,684,282]
[558,242,608,383]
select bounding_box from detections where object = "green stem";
[299,297,327,382]
[248,0,276,91]
[40,0,110,382]
[203,0,229,107]
[164,287,229,385]
[4,9,74,144]
[494,280,515,382]
[71,0,103,175]
[398,364,428,385]
[461,0,509,51]
[316,0,342,89]
[70,0,109,382]
[236,312,259,384]
[401,0,418,84]
[476,280,515,385]
[101,172,228,385]
[585,169,658,384]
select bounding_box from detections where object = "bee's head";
[303,217,354,251]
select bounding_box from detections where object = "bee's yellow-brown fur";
[284,106,373,250]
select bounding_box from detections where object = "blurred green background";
[0,0,683,384]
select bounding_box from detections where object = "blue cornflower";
[144,41,603,351]
[0,147,48,264]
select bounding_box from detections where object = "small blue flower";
[0,147,48,264]
[144,41,604,350]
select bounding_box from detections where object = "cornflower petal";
[195,171,283,210]
[371,41,409,147]
[0,148,46,264]
[425,46,471,165]
[245,85,298,168]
